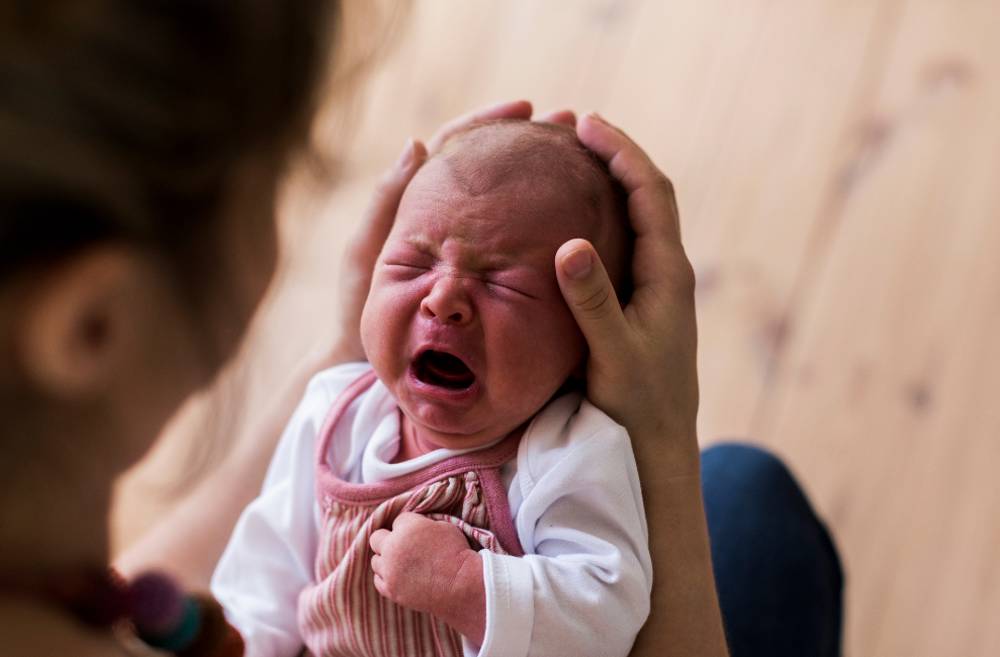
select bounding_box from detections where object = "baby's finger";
[373,574,389,597]
[537,109,577,127]
[391,512,426,532]
[426,100,533,153]
[555,239,629,358]
[576,113,680,245]
[371,554,384,575]
[370,529,391,554]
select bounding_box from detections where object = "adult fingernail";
[396,138,415,169]
[588,111,608,125]
[562,249,593,280]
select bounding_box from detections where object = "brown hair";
[0,1,358,491]
[0,1,338,286]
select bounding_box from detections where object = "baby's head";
[361,120,630,449]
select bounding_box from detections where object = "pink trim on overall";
[298,371,524,657]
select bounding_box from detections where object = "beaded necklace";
[0,567,243,656]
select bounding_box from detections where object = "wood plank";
[752,1,1000,655]
[341,0,894,442]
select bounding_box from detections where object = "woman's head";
[0,2,337,475]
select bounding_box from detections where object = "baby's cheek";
[538,303,587,372]
[499,304,582,382]
[359,287,386,354]
[544,291,586,336]
[361,286,408,371]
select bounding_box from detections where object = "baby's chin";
[420,428,504,451]
[406,413,509,450]
[398,399,523,451]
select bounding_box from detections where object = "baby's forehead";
[412,158,596,223]
[399,159,599,255]
[435,121,611,211]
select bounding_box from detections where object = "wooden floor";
[114,1,1000,655]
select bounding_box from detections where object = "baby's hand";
[369,512,486,644]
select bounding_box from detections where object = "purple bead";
[128,571,185,636]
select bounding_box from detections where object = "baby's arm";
[212,364,368,657]
[479,416,652,657]
[210,402,321,657]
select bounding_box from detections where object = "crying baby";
[213,120,651,657]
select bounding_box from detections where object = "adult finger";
[537,109,577,127]
[555,239,629,353]
[426,100,533,153]
[370,529,391,554]
[576,113,680,243]
[336,138,428,362]
[352,138,428,265]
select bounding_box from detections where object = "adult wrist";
[629,420,702,481]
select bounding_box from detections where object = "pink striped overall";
[297,371,525,657]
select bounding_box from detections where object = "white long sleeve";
[471,395,652,657]
[211,362,370,657]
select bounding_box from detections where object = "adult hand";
[561,116,728,657]
[555,113,699,474]
[328,100,577,365]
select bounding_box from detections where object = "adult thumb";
[555,239,628,353]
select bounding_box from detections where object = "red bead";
[48,567,128,627]
[216,624,246,657]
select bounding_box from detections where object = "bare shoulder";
[0,598,134,657]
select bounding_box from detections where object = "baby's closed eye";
[382,262,431,284]
[485,277,538,299]
[384,260,430,271]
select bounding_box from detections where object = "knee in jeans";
[702,442,801,502]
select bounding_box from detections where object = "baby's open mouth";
[413,350,476,390]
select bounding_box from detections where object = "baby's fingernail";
[562,249,593,280]
[396,138,415,169]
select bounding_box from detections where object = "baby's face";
[361,158,594,449]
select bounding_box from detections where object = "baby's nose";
[420,276,473,325]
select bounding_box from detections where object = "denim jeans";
[702,443,844,657]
